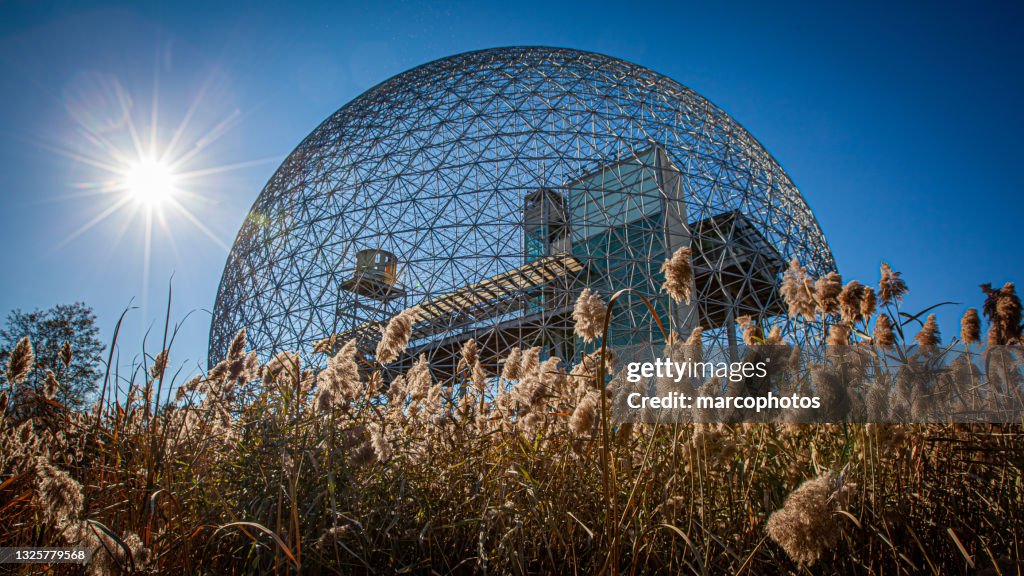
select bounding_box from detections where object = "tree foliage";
[0,302,104,413]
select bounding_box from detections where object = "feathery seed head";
[502,347,523,381]
[780,258,817,320]
[520,347,541,380]
[814,273,843,316]
[960,308,981,346]
[264,351,300,387]
[312,334,339,355]
[59,341,72,368]
[573,288,607,342]
[827,323,851,347]
[227,327,247,362]
[471,361,488,396]
[348,440,376,467]
[315,339,361,412]
[879,262,908,305]
[6,336,34,385]
[767,471,855,565]
[914,314,941,347]
[458,339,479,374]
[34,458,83,528]
[370,425,391,463]
[318,525,353,551]
[376,307,420,364]
[660,246,694,304]
[538,356,567,398]
[736,315,763,346]
[150,350,169,380]
[981,282,1023,346]
[838,280,865,324]
[873,315,896,347]
[860,286,877,319]
[43,369,59,399]
[569,390,599,435]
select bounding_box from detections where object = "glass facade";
[521,147,676,353]
[567,148,672,349]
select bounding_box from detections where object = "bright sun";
[124,158,177,207]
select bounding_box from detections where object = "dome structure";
[209,46,835,372]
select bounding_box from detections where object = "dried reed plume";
[59,341,72,368]
[873,315,895,347]
[370,425,391,463]
[68,522,115,573]
[6,336,34,384]
[520,347,541,381]
[572,288,607,342]
[860,286,877,320]
[766,325,784,345]
[34,457,83,528]
[150,350,168,380]
[827,323,851,346]
[780,258,817,320]
[537,356,567,398]
[264,351,300,387]
[502,347,523,381]
[239,352,262,386]
[914,314,941,347]
[660,246,694,304]
[376,307,420,364]
[43,369,59,399]
[471,361,488,396]
[838,281,865,324]
[767,471,855,565]
[512,355,556,411]
[458,339,479,374]
[312,334,338,355]
[981,282,1023,345]
[960,308,981,346]
[209,327,251,381]
[879,262,908,305]
[315,339,361,412]
[569,390,599,435]
[736,315,763,345]
[227,327,247,361]
[396,354,433,407]
[814,273,843,316]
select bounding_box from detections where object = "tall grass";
[1,258,1022,575]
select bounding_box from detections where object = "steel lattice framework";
[209,46,836,371]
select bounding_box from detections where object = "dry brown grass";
[1,261,1022,575]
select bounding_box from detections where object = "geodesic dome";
[209,46,835,371]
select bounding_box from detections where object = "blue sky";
[1,0,1022,374]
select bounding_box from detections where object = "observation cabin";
[341,249,406,301]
